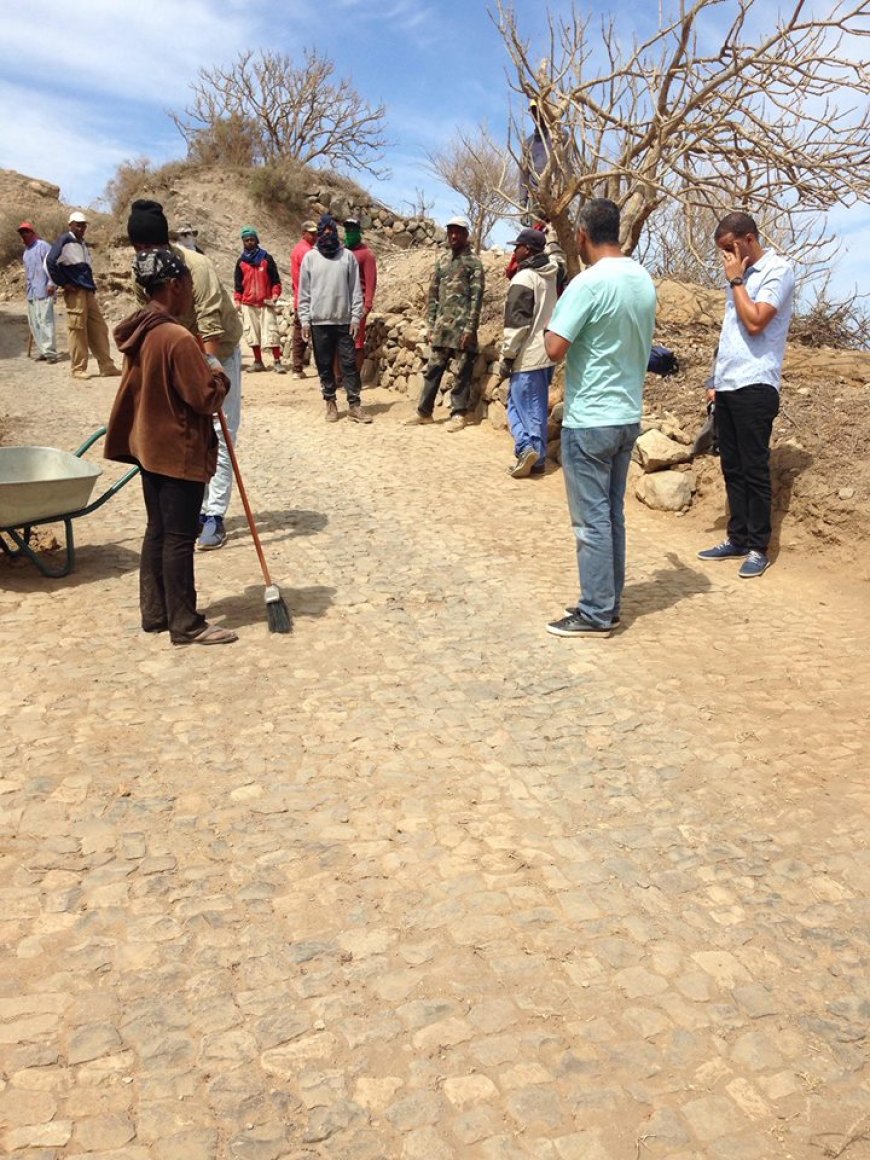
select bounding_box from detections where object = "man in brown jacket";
[106,249,237,645]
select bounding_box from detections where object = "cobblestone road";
[1,329,868,1159]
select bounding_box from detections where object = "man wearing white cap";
[46,211,120,379]
[408,216,484,432]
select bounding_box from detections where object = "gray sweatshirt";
[297,247,363,326]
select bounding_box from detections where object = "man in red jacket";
[233,226,284,373]
[290,220,317,376]
[343,218,378,373]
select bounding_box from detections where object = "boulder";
[634,428,692,472]
[656,279,724,326]
[635,470,695,511]
[487,400,509,431]
[482,373,502,402]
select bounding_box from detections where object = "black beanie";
[127,199,170,246]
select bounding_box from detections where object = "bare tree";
[496,1,870,275]
[171,49,390,178]
[403,187,435,219]
[427,125,514,251]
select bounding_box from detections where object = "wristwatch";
[729,276,745,287]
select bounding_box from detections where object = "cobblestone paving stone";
[1,346,868,1159]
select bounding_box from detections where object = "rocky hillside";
[3,164,869,563]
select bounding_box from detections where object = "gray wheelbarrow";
[0,427,139,578]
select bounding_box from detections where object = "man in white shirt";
[698,212,794,579]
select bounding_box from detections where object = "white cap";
[68,211,88,223]
[445,216,471,232]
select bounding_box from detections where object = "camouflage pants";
[417,347,474,417]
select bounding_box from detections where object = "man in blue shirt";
[698,212,794,579]
[18,222,57,363]
[543,199,657,637]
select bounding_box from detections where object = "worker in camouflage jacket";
[409,216,485,432]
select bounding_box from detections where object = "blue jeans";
[561,423,640,627]
[508,367,553,463]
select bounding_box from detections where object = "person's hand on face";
[717,233,750,282]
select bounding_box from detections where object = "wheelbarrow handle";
[71,425,140,515]
[74,426,108,457]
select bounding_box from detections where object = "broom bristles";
[265,585,292,634]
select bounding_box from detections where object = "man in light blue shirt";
[543,199,657,637]
[698,212,794,579]
[18,221,57,363]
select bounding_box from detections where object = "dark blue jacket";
[46,232,97,292]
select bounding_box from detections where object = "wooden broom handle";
[216,408,273,588]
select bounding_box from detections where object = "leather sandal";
[174,624,238,646]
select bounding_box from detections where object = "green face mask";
[344,227,362,249]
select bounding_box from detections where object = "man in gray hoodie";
[298,214,370,423]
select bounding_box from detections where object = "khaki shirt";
[133,244,242,360]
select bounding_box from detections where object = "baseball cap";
[445,216,471,232]
[17,221,35,233]
[68,211,88,224]
[177,224,198,236]
[344,217,360,227]
[302,220,318,233]
[509,228,547,251]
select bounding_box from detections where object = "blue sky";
[2,0,866,299]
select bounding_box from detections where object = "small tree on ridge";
[171,48,391,179]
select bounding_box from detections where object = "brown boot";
[348,403,372,424]
[325,398,339,422]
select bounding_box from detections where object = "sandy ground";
[1,306,868,1159]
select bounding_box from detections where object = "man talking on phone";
[698,212,794,579]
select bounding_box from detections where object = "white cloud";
[0,81,140,205]
[0,0,254,105]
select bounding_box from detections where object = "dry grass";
[791,290,870,351]
[0,205,70,267]
[102,157,200,219]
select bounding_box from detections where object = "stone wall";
[303,189,440,250]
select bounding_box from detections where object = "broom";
[217,408,292,633]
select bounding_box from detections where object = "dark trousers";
[291,315,308,373]
[311,325,361,404]
[140,470,206,642]
[715,385,780,552]
[418,346,474,417]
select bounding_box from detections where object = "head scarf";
[343,220,362,249]
[239,225,267,265]
[133,248,187,291]
[316,213,341,258]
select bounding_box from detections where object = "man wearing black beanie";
[127,199,244,551]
